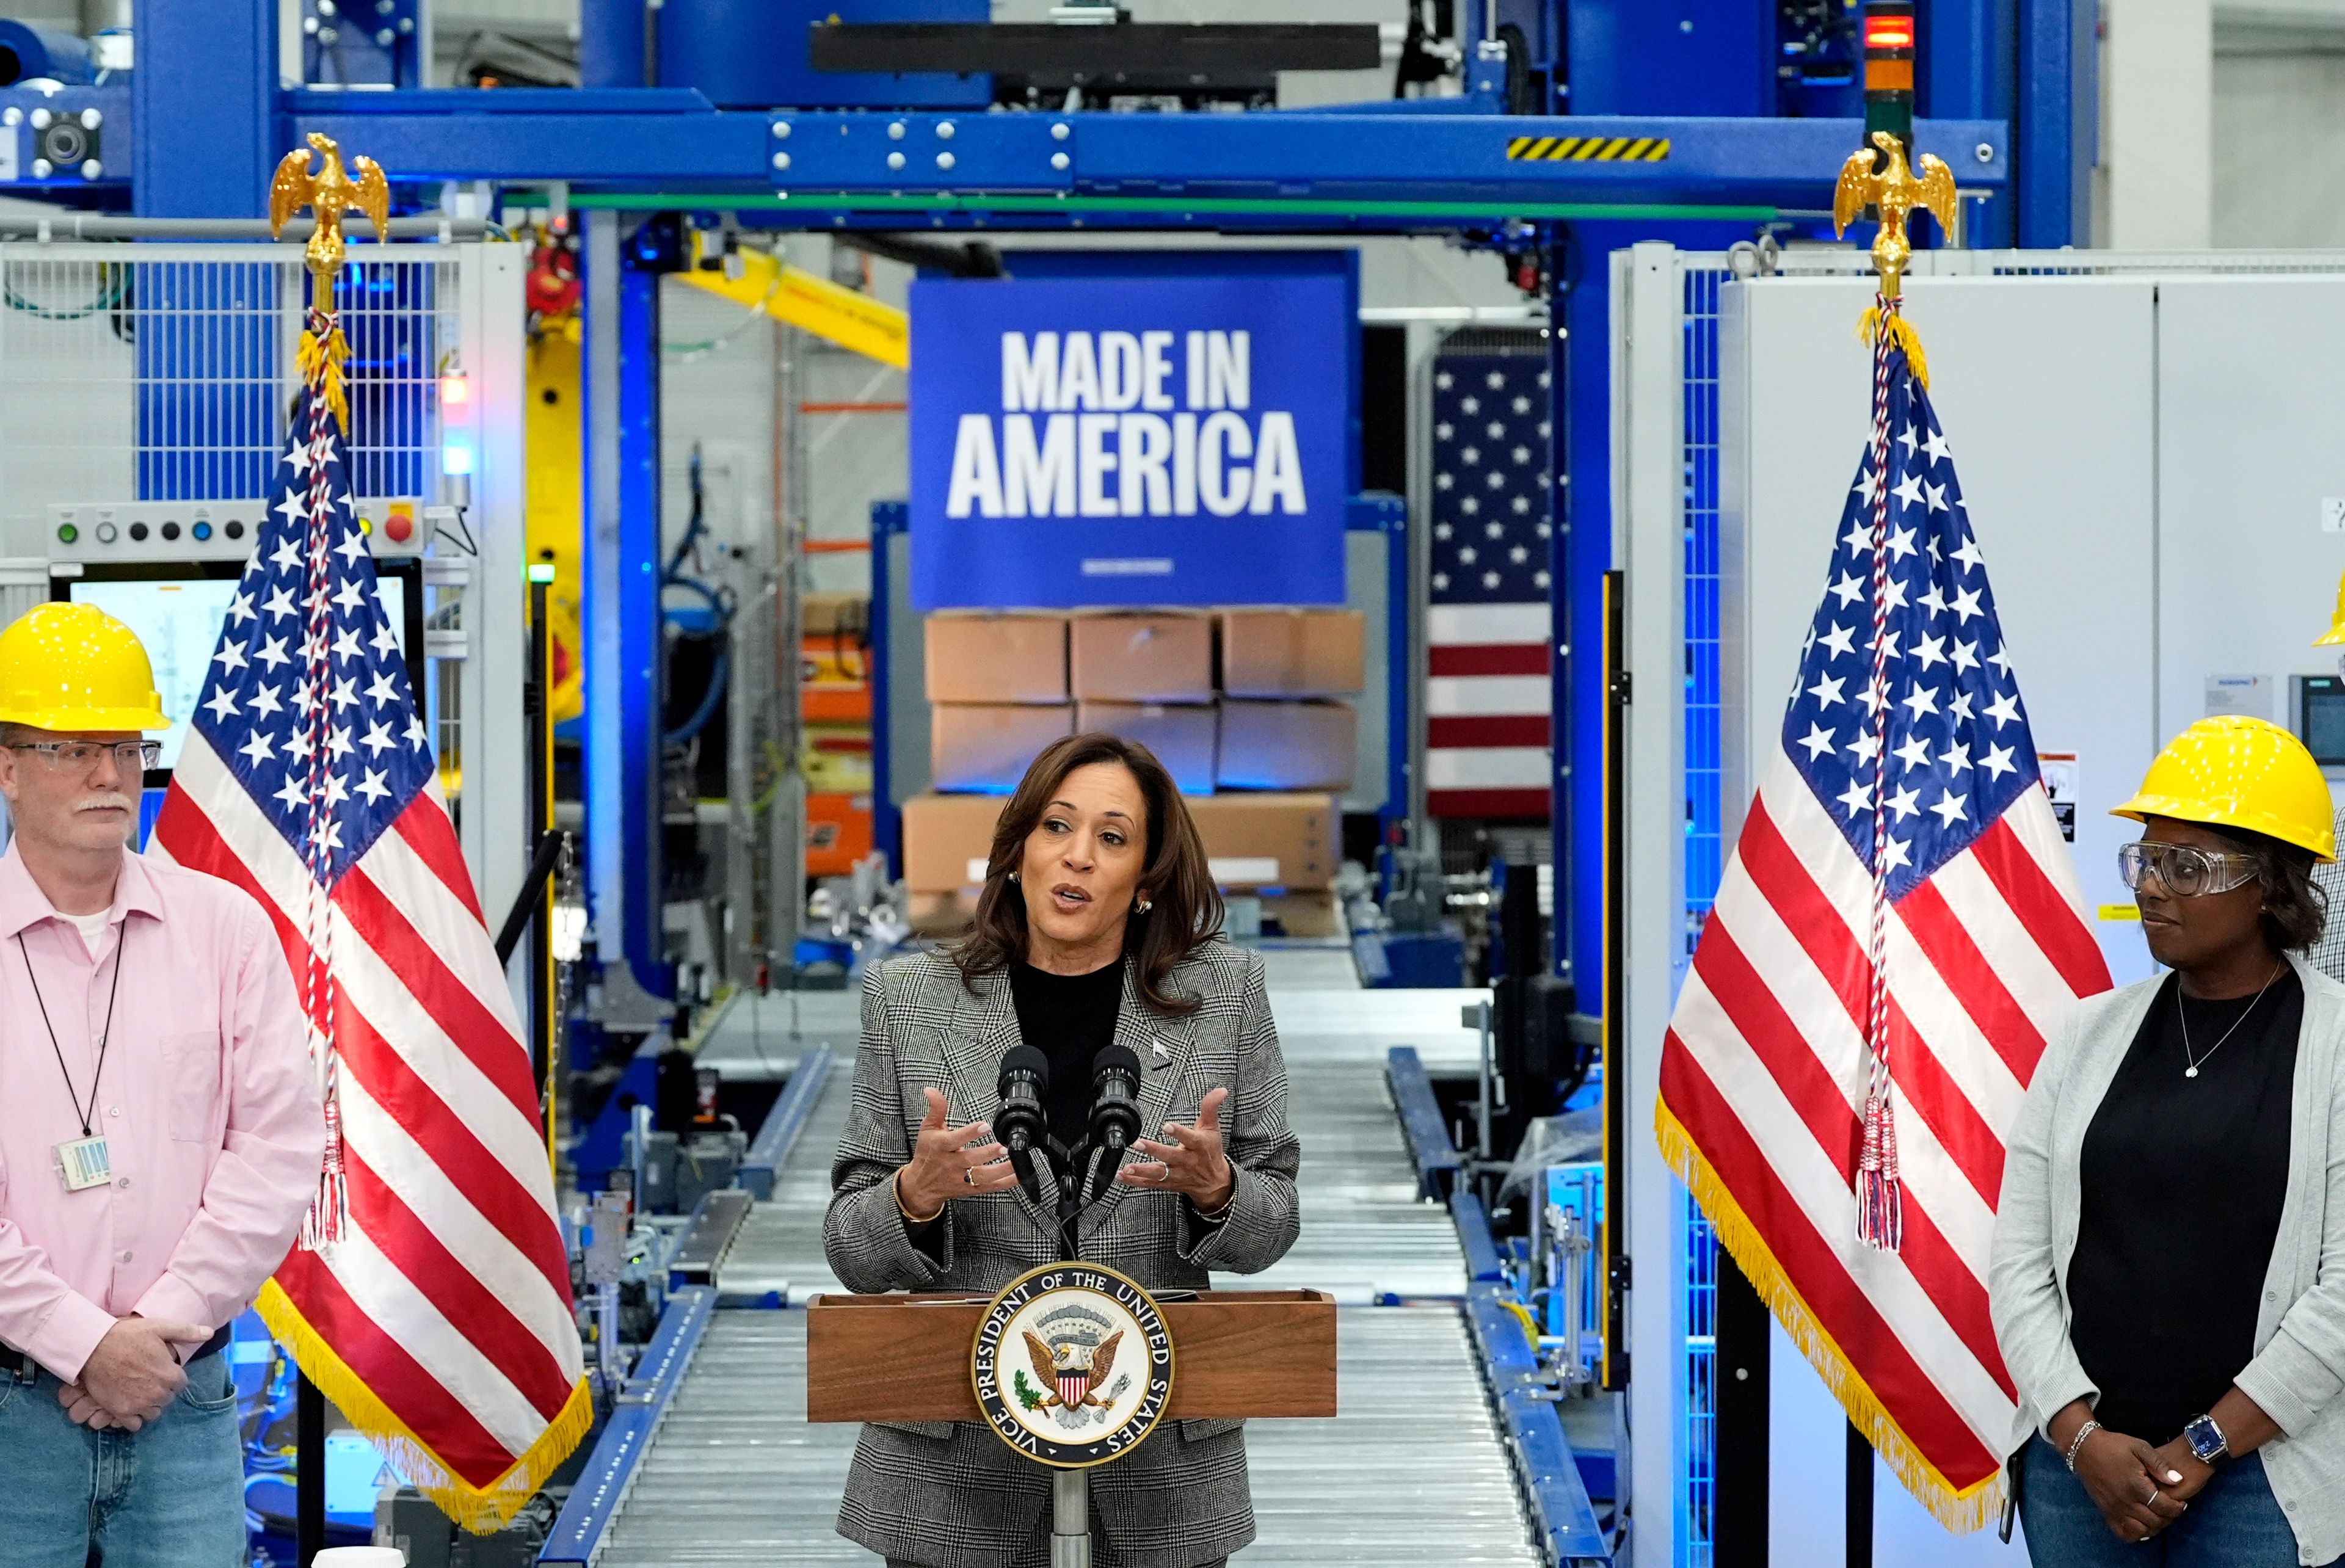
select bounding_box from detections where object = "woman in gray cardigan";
[1990,716,2345,1565]
[823,731,1301,1568]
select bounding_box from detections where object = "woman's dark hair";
[951,732,1224,1015]
[2207,822,2329,953]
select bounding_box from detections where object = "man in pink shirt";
[0,603,323,1566]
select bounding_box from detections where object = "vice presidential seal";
[970,1262,1175,1468]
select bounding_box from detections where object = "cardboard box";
[804,592,870,639]
[901,793,1009,893]
[1220,609,1366,699]
[1069,612,1215,703]
[1183,793,1340,890]
[1075,701,1218,796]
[929,703,1076,794]
[1214,701,1357,793]
[925,613,1069,705]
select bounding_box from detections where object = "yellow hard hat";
[2112,715,2336,862]
[0,603,169,733]
[2317,570,2345,647]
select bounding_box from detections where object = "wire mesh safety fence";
[0,246,458,546]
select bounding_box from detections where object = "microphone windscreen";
[1000,1044,1051,1093]
[1092,1043,1142,1087]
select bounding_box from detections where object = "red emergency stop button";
[384,505,415,544]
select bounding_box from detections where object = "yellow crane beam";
[678,246,909,369]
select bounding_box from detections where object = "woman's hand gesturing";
[896,1087,1020,1217]
[1116,1085,1236,1211]
[2073,1427,2187,1542]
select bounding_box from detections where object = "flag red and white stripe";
[1427,603,1551,819]
[1656,322,2112,1528]
[153,339,586,1529]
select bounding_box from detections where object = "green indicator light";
[527,564,557,584]
[56,523,77,544]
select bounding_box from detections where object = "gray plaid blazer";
[822,939,1301,1568]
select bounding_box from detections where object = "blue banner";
[907,269,1352,609]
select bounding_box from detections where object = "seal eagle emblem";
[971,1263,1175,1468]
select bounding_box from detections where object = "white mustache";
[75,794,134,813]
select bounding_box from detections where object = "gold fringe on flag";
[1654,1097,2008,1535]
[297,321,351,436]
[254,1280,595,1534]
[1856,305,1931,393]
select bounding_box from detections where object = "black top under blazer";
[821,940,1304,1568]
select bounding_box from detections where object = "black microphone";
[996,1045,1051,1199]
[1086,1044,1143,1200]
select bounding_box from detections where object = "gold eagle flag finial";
[270,132,391,286]
[268,133,389,433]
[1831,130,1957,302]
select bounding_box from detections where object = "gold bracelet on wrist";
[894,1169,945,1226]
[1194,1162,1238,1222]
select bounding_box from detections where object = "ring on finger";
[964,1166,977,1188]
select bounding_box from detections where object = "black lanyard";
[18,921,126,1140]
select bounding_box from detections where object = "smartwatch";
[2183,1413,2230,1465]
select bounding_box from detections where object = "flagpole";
[267,131,391,1568]
[297,1371,326,1566]
[1846,1421,1875,1568]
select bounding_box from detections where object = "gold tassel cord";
[255,1282,596,1534]
[297,322,351,435]
[1856,306,1932,393]
[1654,1100,2007,1535]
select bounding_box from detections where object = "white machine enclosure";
[1617,246,2345,1566]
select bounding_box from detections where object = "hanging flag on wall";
[150,136,589,1531]
[1427,347,1552,821]
[1653,302,2112,1526]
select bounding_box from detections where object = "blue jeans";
[2021,1434,2338,1567]
[0,1351,244,1567]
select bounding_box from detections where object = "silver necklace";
[2179,962,2285,1078]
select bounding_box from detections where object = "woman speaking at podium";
[823,732,1303,1568]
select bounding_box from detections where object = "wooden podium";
[808,1287,1339,1566]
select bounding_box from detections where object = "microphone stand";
[1032,1134,1124,1568]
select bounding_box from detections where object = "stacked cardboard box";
[925,612,1075,792]
[902,789,1337,896]
[1071,611,1218,794]
[909,606,1364,897]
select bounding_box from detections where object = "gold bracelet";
[1194,1162,1239,1222]
[893,1169,945,1226]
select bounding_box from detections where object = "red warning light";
[1865,14,1915,50]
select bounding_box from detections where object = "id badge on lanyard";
[18,924,128,1195]
[55,1135,111,1192]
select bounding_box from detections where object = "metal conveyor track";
[590,984,1546,1564]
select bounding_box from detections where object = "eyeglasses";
[5,741,162,774]
[2117,840,2261,898]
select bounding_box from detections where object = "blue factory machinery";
[0,2,2087,1562]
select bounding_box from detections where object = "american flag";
[151,332,589,1526]
[1427,351,1552,819]
[1654,328,2110,1526]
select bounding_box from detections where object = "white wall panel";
[2155,277,2345,750]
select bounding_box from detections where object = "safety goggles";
[5,741,162,774]
[2117,840,2261,899]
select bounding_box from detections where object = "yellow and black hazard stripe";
[1505,135,1671,162]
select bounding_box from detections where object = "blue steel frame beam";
[283,96,2009,207]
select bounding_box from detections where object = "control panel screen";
[58,567,418,776]
[2305,678,2345,768]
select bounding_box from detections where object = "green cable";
[566,191,1778,223]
